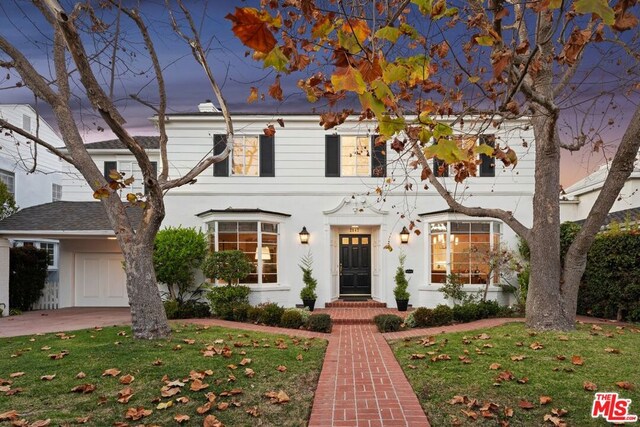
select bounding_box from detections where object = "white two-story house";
[0,102,536,310]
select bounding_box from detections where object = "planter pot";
[302,299,316,312]
[396,299,409,312]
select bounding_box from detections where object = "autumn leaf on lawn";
[40,374,56,381]
[29,419,50,427]
[616,381,634,390]
[160,386,180,398]
[461,409,478,419]
[49,351,69,360]
[225,7,277,53]
[197,402,212,414]
[71,384,96,394]
[204,414,224,427]
[76,372,86,379]
[518,400,535,409]
[176,396,190,404]
[156,400,173,410]
[276,365,287,372]
[9,372,25,378]
[245,368,255,378]
[205,392,217,402]
[117,387,134,404]
[102,368,121,377]
[239,358,252,366]
[119,374,135,384]
[0,410,18,421]
[543,414,567,427]
[605,347,621,354]
[489,363,501,370]
[183,338,195,345]
[449,395,468,404]
[125,406,152,421]
[504,407,514,417]
[583,381,598,391]
[529,342,544,350]
[410,353,426,359]
[75,416,90,424]
[152,359,163,366]
[217,402,230,411]
[190,379,209,391]
[558,335,569,341]
[265,390,290,404]
[552,408,569,417]
[571,355,584,366]
[540,396,553,405]
[174,414,190,423]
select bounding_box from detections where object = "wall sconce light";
[299,226,310,244]
[400,226,410,244]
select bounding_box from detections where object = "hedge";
[579,230,640,322]
[9,246,49,311]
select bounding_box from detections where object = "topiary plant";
[394,252,410,310]
[299,251,318,301]
[202,250,252,285]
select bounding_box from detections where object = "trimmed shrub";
[280,310,304,329]
[413,307,434,327]
[206,285,251,320]
[374,314,403,332]
[579,230,640,322]
[202,250,252,285]
[431,304,453,326]
[164,299,211,319]
[393,252,410,300]
[287,307,312,324]
[9,246,49,311]
[258,302,285,326]
[453,303,480,323]
[307,313,332,333]
[476,300,501,318]
[299,252,318,301]
[403,311,416,328]
[231,303,251,322]
[247,305,264,323]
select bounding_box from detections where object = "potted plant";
[394,252,410,311]
[299,251,318,311]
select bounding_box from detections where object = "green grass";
[0,323,327,426]
[391,322,640,426]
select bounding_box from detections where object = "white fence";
[33,280,59,310]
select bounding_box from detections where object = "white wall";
[0,105,67,207]
[561,175,640,222]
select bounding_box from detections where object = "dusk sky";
[0,0,636,187]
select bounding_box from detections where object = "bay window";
[208,220,278,285]
[429,220,501,285]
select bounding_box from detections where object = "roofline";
[196,208,291,218]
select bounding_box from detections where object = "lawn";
[0,323,327,426]
[391,321,640,426]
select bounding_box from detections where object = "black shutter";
[371,135,386,177]
[259,135,275,177]
[479,135,496,177]
[213,134,229,177]
[104,161,117,182]
[325,134,340,177]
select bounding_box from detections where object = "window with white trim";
[14,241,58,269]
[207,221,278,284]
[52,183,62,201]
[429,221,501,285]
[232,135,260,176]
[0,170,15,195]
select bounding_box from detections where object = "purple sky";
[0,0,635,187]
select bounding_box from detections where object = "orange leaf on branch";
[225,7,278,54]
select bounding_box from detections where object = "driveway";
[0,307,131,338]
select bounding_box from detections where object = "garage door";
[75,253,129,307]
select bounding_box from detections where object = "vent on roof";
[198,102,220,113]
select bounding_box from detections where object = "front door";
[339,234,371,295]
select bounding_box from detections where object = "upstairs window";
[103,161,156,196]
[52,183,62,201]
[213,134,275,177]
[207,221,278,285]
[0,170,15,195]
[325,135,386,177]
[433,135,495,178]
[22,114,31,133]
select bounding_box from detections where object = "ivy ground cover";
[0,324,327,426]
[391,322,640,426]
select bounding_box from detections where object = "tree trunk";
[123,243,171,339]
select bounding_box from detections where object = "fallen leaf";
[9,373,24,378]
[119,374,135,384]
[276,365,287,372]
[246,406,260,417]
[40,374,56,381]
[197,402,212,414]
[30,420,51,427]
[156,400,173,410]
[489,363,501,370]
[0,410,18,421]
[449,395,467,404]
[511,355,526,361]
[540,396,553,405]
[504,407,514,417]
[102,368,121,377]
[190,379,209,391]
[571,355,584,366]
[529,342,544,350]
[245,368,255,378]
[183,339,195,345]
[557,335,569,341]
[296,354,303,361]
[461,409,478,419]
[71,384,96,394]
[552,408,569,416]
[556,355,566,361]
[174,414,190,423]
[203,414,224,427]
[124,406,152,421]
[76,372,86,379]
[591,324,603,331]
[239,358,252,366]
[478,333,491,340]
[518,400,534,409]
[616,381,634,390]
[152,359,163,366]
[543,414,565,426]
[217,402,229,411]
[583,381,598,391]
[410,353,426,359]
[605,347,621,354]
[176,396,190,404]
[75,416,90,424]
[117,387,134,404]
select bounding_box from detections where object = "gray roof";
[196,208,291,218]
[574,207,640,228]
[84,136,160,150]
[0,201,143,232]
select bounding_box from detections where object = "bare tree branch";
[0,117,76,166]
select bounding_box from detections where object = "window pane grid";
[341,136,370,176]
[232,136,259,176]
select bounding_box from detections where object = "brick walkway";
[308,324,430,427]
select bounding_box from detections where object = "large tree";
[0,0,235,339]
[228,0,640,330]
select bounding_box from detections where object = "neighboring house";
[0,104,70,314]
[560,153,640,228]
[0,102,537,310]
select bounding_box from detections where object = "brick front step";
[315,307,410,325]
[324,299,387,308]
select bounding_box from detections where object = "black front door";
[339,234,371,295]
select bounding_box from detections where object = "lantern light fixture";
[400,226,410,244]
[299,226,310,244]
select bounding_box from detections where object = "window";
[433,135,495,178]
[52,183,62,201]
[104,161,156,195]
[213,134,275,177]
[325,134,386,177]
[0,170,15,195]
[208,221,278,284]
[22,114,31,133]
[14,241,58,269]
[429,221,501,285]
[104,161,117,182]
